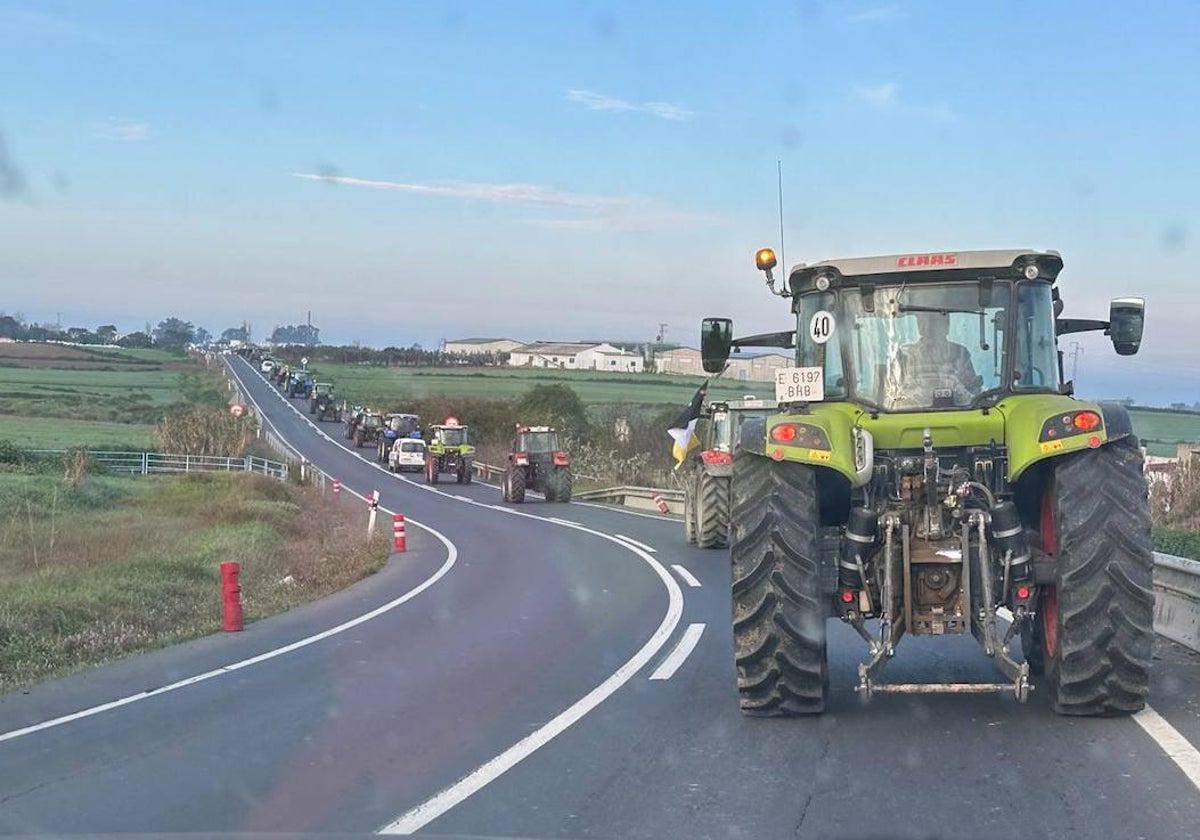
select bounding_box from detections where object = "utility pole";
[1068,341,1083,383]
[652,322,668,374]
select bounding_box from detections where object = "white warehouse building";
[443,337,524,355]
[508,341,644,372]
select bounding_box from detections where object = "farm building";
[656,347,791,382]
[508,341,644,372]
[443,338,523,355]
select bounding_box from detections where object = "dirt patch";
[0,343,167,370]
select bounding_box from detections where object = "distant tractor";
[378,413,422,463]
[702,247,1150,715]
[424,417,475,484]
[681,398,769,547]
[501,425,572,503]
[346,410,383,448]
[309,382,339,422]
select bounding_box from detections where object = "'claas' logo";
[896,253,957,267]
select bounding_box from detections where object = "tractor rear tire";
[425,459,438,485]
[731,451,828,715]
[510,467,526,503]
[684,479,697,545]
[463,464,473,485]
[547,467,571,503]
[696,472,730,549]
[1043,437,1154,715]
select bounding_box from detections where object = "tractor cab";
[503,425,572,503]
[312,382,334,396]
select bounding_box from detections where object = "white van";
[389,438,426,473]
[260,358,275,373]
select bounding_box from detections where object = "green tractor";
[425,417,475,485]
[309,382,340,422]
[702,247,1151,716]
[682,397,770,548]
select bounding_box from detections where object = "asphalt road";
[1,354,1198,840]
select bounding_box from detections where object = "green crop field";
[302,362,767,409]
[0,416,156,449]
[0,342,208,449]
[1128,408,1200,457]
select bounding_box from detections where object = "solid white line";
[0,521,458,745]
[649,623,705,681]
[1133,705,1200,792]
[613,534,656,553]
[379,520,684,835]
[670,564,702,588]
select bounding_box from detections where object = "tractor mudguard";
[1096,401,1134,441]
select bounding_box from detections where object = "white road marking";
[613,534,656,553]
[379,518,684,835]
[670,564,702,588]
[649,623,705,680]
[1133,705,1200,792]
[452,495,473,502]
[0,516,458,745]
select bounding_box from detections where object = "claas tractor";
[378,412,421,463]
[682,398,769,547]
[309,382,340,422]
[501,425,572,503]
[701,247,1150,716]
[424,417,475,484]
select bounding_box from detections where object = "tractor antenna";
[777,160,787,281]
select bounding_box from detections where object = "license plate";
[774,367,825,403]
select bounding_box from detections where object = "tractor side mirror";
[1108,297,1144,356]
[701,318,733,373]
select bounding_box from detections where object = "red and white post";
[332,478,341,497]
[220,560,243,632]
[652,492,670,514]
[392,512,406,552]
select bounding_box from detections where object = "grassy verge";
[0,470,389,692]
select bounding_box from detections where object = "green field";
[0,343,213,449]
[0,416,156,449]
[304,363,766,409]
[1128,408,1200,457]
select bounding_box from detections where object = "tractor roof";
[519,425,556,433]
[788,249,1063,292]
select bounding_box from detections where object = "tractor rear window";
[520,432,559,453]
[439,428,467,445]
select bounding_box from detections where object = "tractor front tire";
[696,472,730,549]
[1043,437,1155,716]
[731,451,828,715]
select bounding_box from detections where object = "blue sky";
[0,0,1197,402]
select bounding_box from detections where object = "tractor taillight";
[1073,411,1101,431]
[552,451,570,466]
[770,424,797,442]
[1016,584,1031,600]
[840,589,856,604]
[701,449,732,465]
[514,454,529,465]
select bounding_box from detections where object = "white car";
[389,438,426,473]
[260,359,275,373]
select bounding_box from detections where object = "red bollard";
[393,512,406,552]
[652,492,670,514]
[220,560,243,632]
[332,479,341,496]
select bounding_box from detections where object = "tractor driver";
[893,312,984,406]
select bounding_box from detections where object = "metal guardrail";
[25,449,289,480]
[1154,552,1200,653]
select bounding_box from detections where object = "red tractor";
[501,425,572,503]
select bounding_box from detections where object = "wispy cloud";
[93,118,149,142]
[291,172,710,231]
[853,82,956,121]
[566,89,694,121]
[847,4,900,22]
[854,82,898,109]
